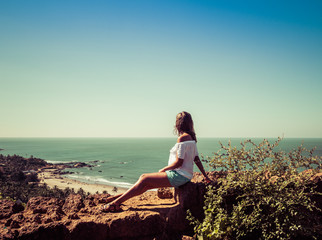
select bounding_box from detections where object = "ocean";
[0,138,321,188]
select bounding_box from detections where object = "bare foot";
[103,194,122,203]
[101,202,123,212]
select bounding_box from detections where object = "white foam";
[45,160,69,164]
[65,174,133,188]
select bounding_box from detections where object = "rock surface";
[0,192,191,239]
[0,172,213,240]
[1,171,321,240]
[157,187,174,199]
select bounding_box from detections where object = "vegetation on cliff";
[188,138,322,240]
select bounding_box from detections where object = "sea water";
[0,138,321,188]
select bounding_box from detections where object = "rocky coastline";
[1,155,321,239]
[0,154,214,239]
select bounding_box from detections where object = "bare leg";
[109,172,172,206]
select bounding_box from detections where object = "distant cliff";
[0,155,93,203]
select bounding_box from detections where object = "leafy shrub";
[25,172,39,183]
[188,138,322,240]
[11,171,26,182]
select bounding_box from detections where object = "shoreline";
[38,169,129,195]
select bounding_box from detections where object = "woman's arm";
[194,156,211,182]
[159,157,183,172]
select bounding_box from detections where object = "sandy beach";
[38,169,128,195]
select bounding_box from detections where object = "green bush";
[188,138,322,240]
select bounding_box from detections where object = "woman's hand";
[159,168,166,173]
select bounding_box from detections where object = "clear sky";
[1,0,321,138]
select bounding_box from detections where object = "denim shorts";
[165,170,190,188]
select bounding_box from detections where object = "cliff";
[1,171,321,240]
[0,172,217,240]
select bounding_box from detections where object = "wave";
[45,159,104,165]
[45,160,73,164]
[65,174,133,189]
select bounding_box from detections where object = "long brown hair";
[174,111,197,142]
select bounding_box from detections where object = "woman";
[102,111,211,212]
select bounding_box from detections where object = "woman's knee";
[139,174,155,188]
[139,173,146,180]
[138,174,149,184]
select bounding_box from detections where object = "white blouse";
[168,140,199,179]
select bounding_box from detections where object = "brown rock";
[1,170,319,240]
[63,194,84,214]
[26,196,50,214]
[19,222,69,240]
[28,197,64,215]
[176,173,211,219]
[32,213,42,224]
[106,211,165,239]
[24,196,65,226]
[12,200,24,214]
[5,218,12,226]
[43,212,62,223]
[84,193,111,206]
[68,213,80,219]
[44,217,53,223]
[0,173,214,239]
[69,221,108,240]
[182,235,194,240]
[0,200,15,219]
[157,187,174,199]
[10,220,20,229]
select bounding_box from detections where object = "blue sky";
[1,0,321,138]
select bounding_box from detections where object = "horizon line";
[0,136,322,139]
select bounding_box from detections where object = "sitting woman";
[102,111,211,212]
